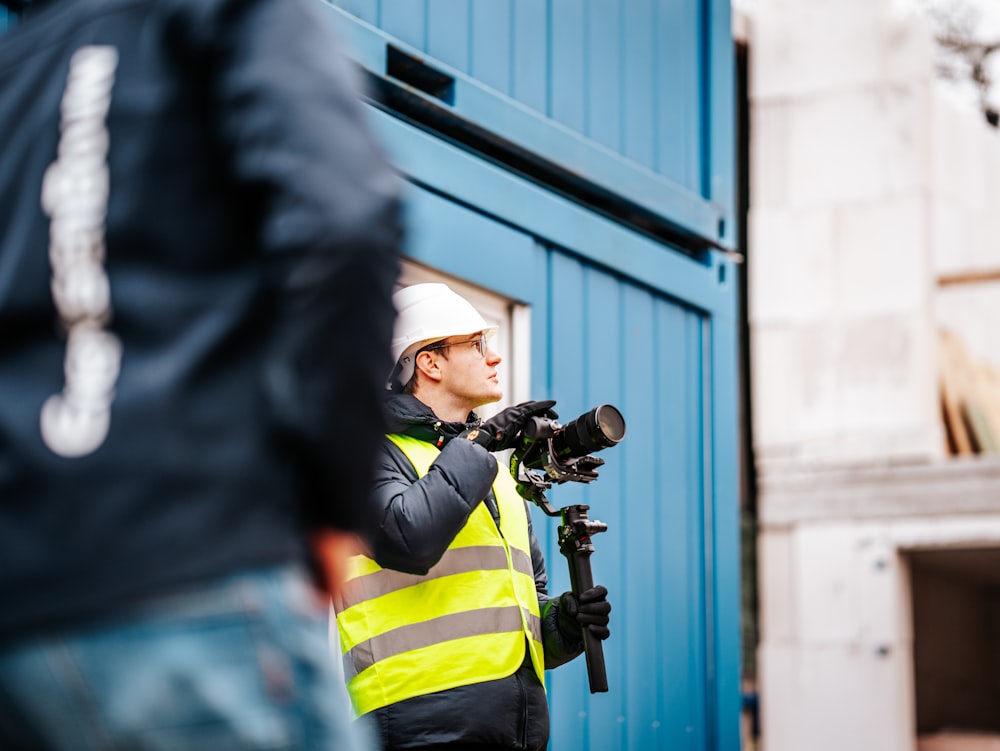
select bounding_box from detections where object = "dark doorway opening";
[910,548,1000,738]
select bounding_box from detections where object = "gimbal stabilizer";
[509,404,625,694]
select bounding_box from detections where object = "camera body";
[509,404,625,513]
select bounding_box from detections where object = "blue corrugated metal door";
[542,252,717,751]
[396,175,738,751]
[323,1,741,749]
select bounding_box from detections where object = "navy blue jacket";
[0,0,401,641]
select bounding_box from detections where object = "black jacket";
[0,0,401,641]
[362,394,583,751]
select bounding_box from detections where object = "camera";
[510,403,626,509]
[523,404,625,462]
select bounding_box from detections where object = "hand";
[309,529,368,603]
[557,585,611,641]
[479,399,558,451]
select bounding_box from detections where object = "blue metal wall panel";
[469,2,511,94]
[335,0,377,25]
[709,0,737,247]
[584,0,621,153]
[330,6,727,250]
[378,0,424,49]
[549,0,586,134]
[618,285,660,749]
[426,0,468,73]
[367,108,729,316]
[326,0,732,241]
[656,1,702,189]
[708,297,742,750]
[511,0,548,112]
[657,304,711,751]
[402,187,536,294]
[621,0,656,168]
[532,275,716,751]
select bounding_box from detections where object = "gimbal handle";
[510,458,610,692]
[559,504,608,693]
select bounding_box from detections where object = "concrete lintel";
[758,456,1000,526]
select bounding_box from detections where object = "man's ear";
[414,350,443,384]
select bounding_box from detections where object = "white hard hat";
[389,283,498,389]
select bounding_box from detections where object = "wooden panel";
[940,330,1000,456]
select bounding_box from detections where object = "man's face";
[433,332,503,410]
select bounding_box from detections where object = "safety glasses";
[423,334,488,358]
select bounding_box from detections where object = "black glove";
[457,425,496,449]
[477,399,558,451]
[557,585,611,642]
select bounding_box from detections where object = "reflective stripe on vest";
[344,605,543,679]
[335,433,546,716]
[338,544,534,608]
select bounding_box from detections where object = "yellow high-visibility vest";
[335,433,546,716]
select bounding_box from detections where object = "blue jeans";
[0,565,374,750]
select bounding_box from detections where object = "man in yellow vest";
[335,282,612,751]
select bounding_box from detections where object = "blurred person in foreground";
[333,283,611,751]
[0,0,401,748]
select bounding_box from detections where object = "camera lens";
[551,404,626,459]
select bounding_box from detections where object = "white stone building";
[740,0,1000,749]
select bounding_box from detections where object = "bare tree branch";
[918,0,1000,124]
